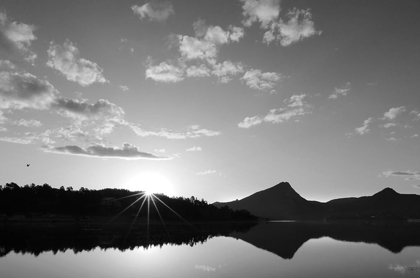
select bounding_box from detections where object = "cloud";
[197,169,216,175]
[129,124,221,139]
[11,119,42,127]
[51,98,125,121]
[0,126,6,132]
[329,82,351,99]
[0,12,37,63]
[195,265,216,272]
[238,94,311,128]
[186,146,202,151]
[119,85,129,91]
[0,71,56,110]
[44,143,170,160]
[241,69,281,90]
[383,122,397,128]
[382,106,406,120]
[264,9,321,46]
[0,130,54,145]
[410,109,420,120]
[240,0,281,28]
[0,59,15,69]
[382,170,420,180]
[238,115,263,128]
[47,40,108,87]
[354,117,373,135]
[212,61,244,83]
[0,136,32,144]
[131,1,174,22]
[186,64,211,77]
[154,148,166,153]
[145,60,184,83]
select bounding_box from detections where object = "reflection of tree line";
[0,222,256,257]
[231,221,420,259]
[0,182,256,221]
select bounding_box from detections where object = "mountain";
[213,182,325,220]
[214,183,420,220]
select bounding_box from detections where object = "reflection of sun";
[125,172,175,197]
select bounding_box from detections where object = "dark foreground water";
[1,221,420,278]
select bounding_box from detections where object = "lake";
[1,221,419,278]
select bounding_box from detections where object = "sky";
[0,0,419,203]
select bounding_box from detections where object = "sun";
[125,172,175,197]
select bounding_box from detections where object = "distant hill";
[214,182,420,220]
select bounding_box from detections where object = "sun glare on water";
[125,172,175,197]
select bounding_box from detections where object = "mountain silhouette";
[214,182,420,220]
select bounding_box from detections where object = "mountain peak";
[373,187,398,198]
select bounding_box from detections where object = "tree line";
[0,182,257,222]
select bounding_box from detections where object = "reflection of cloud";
[389,261,420,274]
[329,82,351,99]
[44,143,170,160]
[0,12,37,63]
[197,169,216,176]
[47,40,108,87]
[195,265,216,272]
[131,1,174,22]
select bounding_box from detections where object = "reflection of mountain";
[214,182,420,220]
[0,221,256,257]
[230,222,420,259]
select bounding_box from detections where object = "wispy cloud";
[145,60,184,83]
[329,82,351,99]
[129,124,221,139]
[131,1,174,23]
[11,119,42,127]
[195,265,216,272]
[44,143,170,160]
[382,170,420,180]
[197,169,216,175]
[186,146,202,152]
[119,85,129,91]
[238,94,311,128]
[0,12,37,63]
[47,40,108,87]
[354,117,373,135]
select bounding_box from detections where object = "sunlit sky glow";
[1,0,419,202]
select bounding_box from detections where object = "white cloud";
[0,59,15,69]
[186,146,202,151]
[383,122,397,128]
[145,61,184,83]
[382,106,406,120]
[119,85,129,91]
[131,1,174,22]
[44,143,170,160]
[239,94,311,128]
[329,82,351,99]
[195,265,216,272]
[47,40,108,87]
[241,69,281,90]
[11,119,42,127]
[0,71,56,110]
[268,9,321,46]
[155,148,166,153]
[0,126,6,132]
[197,169,216,175]
[186,64,211,77]
[0,12,37,63]
[0,129,54,145]
[0,136,32,144]
[240,0,281,28]
[212,61,244,83]
[129,124,221,139]
[354,117,373,135]
[410,109,420,120]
